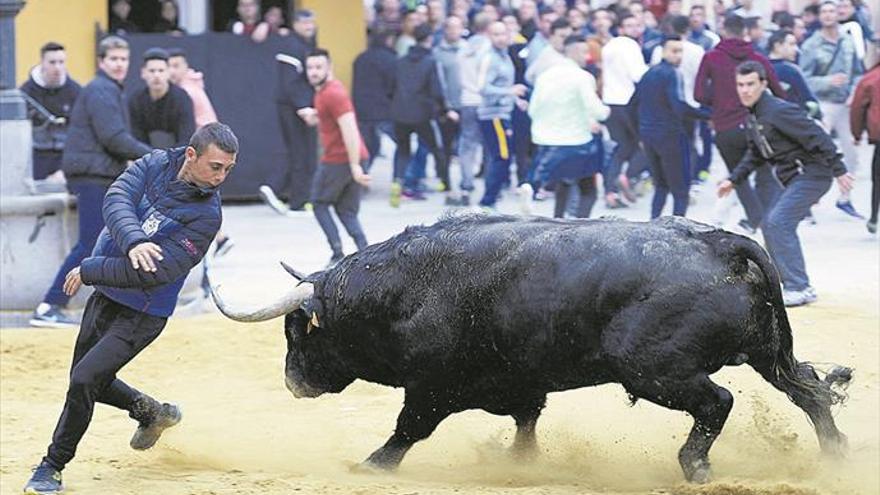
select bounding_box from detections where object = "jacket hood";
[29,65,67,89]
[717,38,754,60]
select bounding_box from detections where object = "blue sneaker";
[23,461,63,494]
[29,304,77,329]
[836,200,865,219]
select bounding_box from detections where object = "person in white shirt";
[527,34,610,219]
[524,18,571,85]
[601,12,649,208]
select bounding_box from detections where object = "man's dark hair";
[40,42,65,58]
[661,34,682,47]
[167,47,187,59]
[563,34,587,47]
[369,28,395,47]
[669,15,689,35]
[307,47,331,61]
[142,47,170,65]
[549,18,571,35]
[772,11,795,29]
[293,9,314,22]
[617,12,635,28]
[736,60,767,81]
[590,8,612,23]
[414,23,433,43]
[744,17,761,31]
[803,4,819,16]
[690,4,705,14]
[722,13,746,38]
[538,5,555,19]
[767,29,794,52]
[189,122,239,155]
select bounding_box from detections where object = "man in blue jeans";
[30,35,151,328]
[718,62,854,307]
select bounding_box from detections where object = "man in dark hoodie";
[20,42,81,180]
[352,28,397,172]
[261,9,319,217]
[390,23,454,204]
[30,36,151,329]
[695,14,786,234]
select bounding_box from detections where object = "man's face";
[776,33,798,61]
[793,18,806,41]
[667,0,682,15]
[593,11,612,34]
[748,25,764,42]
[98,48,130,83]
[306,55,330,87]
[690,8,705,29]
[141,59,170,94]
[481,4,499,22]
[488,21,510,50]
[629,3,644,19]
[539,12,559,36]
[294,16,317,39]
[567,9,586,30]
[40,49,67,87]
[620,17,641,38]
[519,0,536,20]
[837,0,854,20]
[565,41,589,68]
[819,3,838,27]
[402,12,421,33]
[167,55,188,84]
[382,0,400,20]
[445,16,464,42]
[736,71,768,108]
[237,0,259,22]
[741,0,753,9]
[427,0,444,23]
[550,26,573,52]
[663,40,684,66]
[184,144,236,189]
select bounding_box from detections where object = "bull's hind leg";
[510,396,546,457]
[362,390,452,470]
[750,359,850,457]
[625,374,733,483]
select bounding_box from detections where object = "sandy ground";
[1,142,878,494]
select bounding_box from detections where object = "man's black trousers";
[44,292,167,471]
[278,105,318,210]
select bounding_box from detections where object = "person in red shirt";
[305,48,372,267]
[850,60,880,234]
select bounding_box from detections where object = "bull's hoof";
[351,461,392,474]
[821,432,849,458]
[510,442,539,462]
[681,459,712,484]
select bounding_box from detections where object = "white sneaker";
[258,185,289,216]
[517,183,534,215]
[783,288,815,307]
[803,286,818,304]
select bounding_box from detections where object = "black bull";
[212,214,852,483]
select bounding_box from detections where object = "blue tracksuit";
[632,61,710,218]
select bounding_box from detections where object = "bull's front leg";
[362,390,452,470]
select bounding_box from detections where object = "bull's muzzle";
[285,375,325,398]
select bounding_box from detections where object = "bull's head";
[211,262,356,399]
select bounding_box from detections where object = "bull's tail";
[709,232,851,408]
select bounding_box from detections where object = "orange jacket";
[851,63,880,144]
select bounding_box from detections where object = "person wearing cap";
[128,47,195,148]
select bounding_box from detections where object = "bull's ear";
[280,261,307,281]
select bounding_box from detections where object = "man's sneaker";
[29,304,77,329]
[402,189,427,200]
[459,194,471,207]
[213,236,235,258]
[836,200,865,219]
[804,286,818,304]
[517,183,534,215]
[389,182,402,208]
[258,185,289,215]
[868,220,877,234]
[130,403,182,451]
[23,461,63,494]
[783,288,815,307]
[326,253,345,269]
[735,218,758,236]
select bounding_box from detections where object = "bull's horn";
[211,283,313,322]
[279,261,307,281]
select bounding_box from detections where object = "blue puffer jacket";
[79,148,221,317]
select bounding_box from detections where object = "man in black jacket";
[718,62,855,307]
[353,28,397,172]
[20,42,81,180]
[390,23,455,205]
[23,123,238,495]
[30,35,151,328]
[128,47,195,148]
[261,9,319,216]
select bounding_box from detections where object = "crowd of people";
[17,0,880,332]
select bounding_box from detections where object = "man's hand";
[129,242,163,272]
[511,84,528,97]
[590,122,602,134]
[351,164,372,187]
[829,73,848,87]
[836,173,855,195]
[515,97,529,111]
[445,110,460,122]
[64,267,83,296]
[717,179,735,198]
[297,107,319,127]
